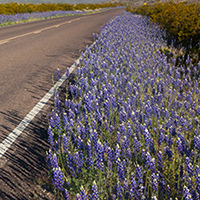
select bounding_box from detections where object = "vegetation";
[0,2,124,15]
[46,12,200,199]
[126,1,200,67]
[0,2,125,27]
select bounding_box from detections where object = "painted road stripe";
[0,17,84,45]
[0,41,95,158]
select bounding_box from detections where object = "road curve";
[0,8,125,200]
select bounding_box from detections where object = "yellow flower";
[144,2,147,5]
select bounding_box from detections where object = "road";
[0,8,124,199]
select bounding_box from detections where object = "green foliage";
[0,2,123,15]
[128,1,200,65]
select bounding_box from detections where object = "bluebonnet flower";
[66,68,69,79]
[145,152,156,173]
[104,99,111,118]
[96,140,104,171]
[133,136,141,153]
[143,128,152,148]
[86,140,94,168]
[185,157,191,168]
[56,68,61,80]
[158,129,165,146]
[52,167,64,191]
[195,171,200,195]
[136,165,143,186]
[68,109,75,120]
[77,136,84,151]
[47,152,59,169]
[64,189,70,200]
[50,110,61,130]
[151,173,159,193]
[116,181,123,200]
[141,149,146,164]
[187,163,194,176]
[177,137,184,155]
[163,146,173,160]
[66,152,76,176]
[183,186,192,200]
[167,185,171,198]
[49,110,55,128]
[194,135,200,151]
[65,99,71,110]
[121,135,130,155]
[84,94,92,113]
[106,146,113,170]
[123,178,130,199]
[91,181,99,200]
[116,158,125,181]
[130,173,140,199]
[62,135,69,153]
[169,126,177,136]
[74,152,83,173]
[62,111,69,128]
[119,107,127,123]
[112,194,116,200]
[76,186,87,200]
[157,151,163,171]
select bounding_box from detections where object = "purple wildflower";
[96,140,104,171]
[66,68,69,79]
[91,181,99,200]
[62,135,69,153]
[157,151,163,171]
[151,173,159,193]
[136,165,143,186]
[64,189,70,200]
[116,158,125,181]
[183,186,192,200]
[52,167,64,191]
[116,181,123,200]
[163,146,173,160]
[130,173,140,199]
[56,68,61,80]
[86,140,93,168]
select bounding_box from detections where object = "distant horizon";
[0,0,110,4]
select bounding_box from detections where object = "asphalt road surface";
[0,8,124,199]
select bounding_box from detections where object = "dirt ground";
[0,77,72,200]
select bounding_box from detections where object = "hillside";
[109,0,200,7]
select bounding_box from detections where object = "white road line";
[34,30,42,34]
[0,40,96,159]
[0,40,8,45]
[0,17,85,45]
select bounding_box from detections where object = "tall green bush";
[127,1,200,65]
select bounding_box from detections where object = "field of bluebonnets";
[0,10,86,25]
[46,11,200,199]
[0,3,123,26]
